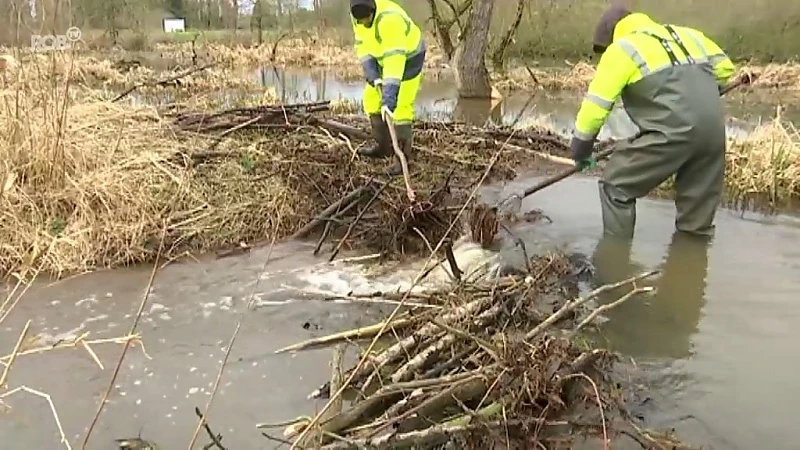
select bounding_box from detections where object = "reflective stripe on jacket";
[574,13,735,141]
[352,0,425,87]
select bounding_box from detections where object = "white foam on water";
[294,262,423,298]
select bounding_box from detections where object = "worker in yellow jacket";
[569,6,736,239]
[350,0,425,176]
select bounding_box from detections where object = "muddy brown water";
[5,68,800,449]
[2,174,800,449]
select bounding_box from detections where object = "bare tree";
[425,0,473,62]
[489,0,525,73]
[451,0,494,98]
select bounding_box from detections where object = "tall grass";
[725,118,800,207]
[0,52,296,277]
[652,116,800,208]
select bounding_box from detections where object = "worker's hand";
[569,135,596,172]
[380,83,399,116]
[577,156,597,171]
[381,105,393,122]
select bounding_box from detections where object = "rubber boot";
[388,123,413,177]
[360,114,392,159]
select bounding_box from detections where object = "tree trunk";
[452,0,494,98]
[453,98,502,126]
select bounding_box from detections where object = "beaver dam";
[0,96,583,277]
[120,104,687,448]
[249,252,687,450]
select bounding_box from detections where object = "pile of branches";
[262,255,691,449]
[163,100,576,259]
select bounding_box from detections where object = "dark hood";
[592,5,631,53]
[351,0,376,17]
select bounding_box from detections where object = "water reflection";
[248,66,790,139]
[121,65,793,141]
[591,232,711,359]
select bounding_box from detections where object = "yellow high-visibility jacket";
[574,13,735,142]
[351,0,425,88]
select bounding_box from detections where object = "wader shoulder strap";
[637,25,696,67]
[664,25,695,64]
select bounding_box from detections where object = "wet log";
[274,317,415,354]
[356,296,493,396]
[389,303,503,384]
[377,376,488,436]
[319,419,540,449]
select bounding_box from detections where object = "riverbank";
[1,58,798,279]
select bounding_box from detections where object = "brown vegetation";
[1,55,797,279]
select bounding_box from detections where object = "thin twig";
[111,62,216,102]
[570,286,655,335]
[81,227,167,449]
[0,319,30,387]
[0,334,147,365]
[191,214,284,447]
[188,322,238,450]
[524,270,658,340]
[0,237,56,324]
[194,407,226,449]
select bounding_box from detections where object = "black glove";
[570,136,595,170]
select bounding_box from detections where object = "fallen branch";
[291,184,373,240]
[112,62,217,102]
[0,333,148,366]
[320,419,541,449]
[524,270,659,340]
[570,285,656,336]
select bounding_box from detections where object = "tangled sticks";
[166,100,565,259]
[263,256,690,449]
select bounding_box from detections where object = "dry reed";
[723,117,799,206]
[0,49,260,92]
[0,55,535,278]
[654,116,800,207]
[1,51,797,278]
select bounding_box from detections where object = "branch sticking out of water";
[194,406,226,449]
[524,270,659,341]
[0,333,149,367]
